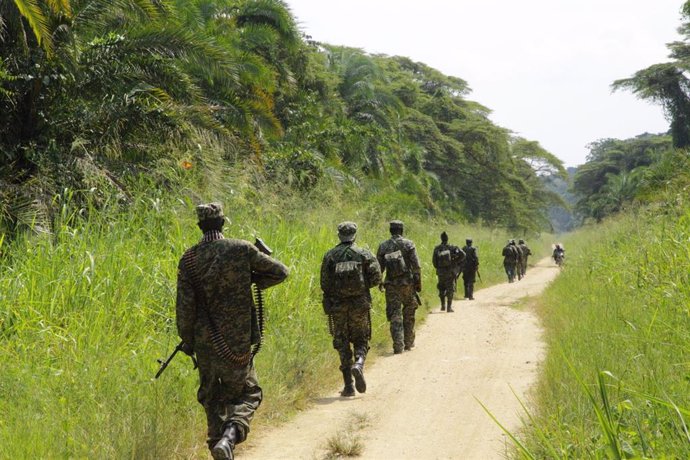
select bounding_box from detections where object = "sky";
[284,0,684,167]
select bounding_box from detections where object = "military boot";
[340,367,355,397]
[351,356,367,393]
[211,424,237,460]
[440,296,446,311]
[447,298,454,312]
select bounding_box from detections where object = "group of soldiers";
[431,232,480,311]
[501,239,532,283]
[172,202,545,459]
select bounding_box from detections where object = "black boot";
[447,297,454,312]
[340,367,355,397]
[440,295,446,311]
[351,356,366,393]
[211,424,237,460]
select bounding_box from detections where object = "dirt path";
[241,257,560,459]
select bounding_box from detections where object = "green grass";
[518,205,690,458]
[0,180,551,458]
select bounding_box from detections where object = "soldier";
[377,220,422,354]
[176,203,289,460]
[461,238,479,300]
[518,239,532,278]
[321,222,382,397]
[432,231,465,312]
[509,239,523,281]
[502,239,519,283]
[553,243,565,267]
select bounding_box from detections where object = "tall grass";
[521,202,690,458]
[0,177,549,458]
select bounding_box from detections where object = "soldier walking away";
[502,239,519,283]
[512,239,524,280]
[553,243,565,267]
[432,231,465,312]
[518,239,531,278]
[321,222,382,397]
[176,203,289,460]
[461,238,479,300]
[377,220,422,354]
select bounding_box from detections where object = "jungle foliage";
[0,0,565,235]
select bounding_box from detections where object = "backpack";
[464,247,478,268]
[436,248,453,268]
[333,248,366,296]
[384,246,408,278]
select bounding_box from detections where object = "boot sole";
[211,440,234,460]
[351,366,366,393]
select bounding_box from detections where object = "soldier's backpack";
[464,246,478,268]
[436,248,453,268]
[334,248,366,296]
[384,241,408,278]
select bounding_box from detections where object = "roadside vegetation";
[518,156,690,457]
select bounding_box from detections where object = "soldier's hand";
[179,342,194,357]
[378,283,385,292]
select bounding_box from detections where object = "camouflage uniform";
[513,241,524,280]
[432,233,465,312]
[321,222,382,396]
[518,240,532,277]
[502,240,518,283]
[376,221,421,353]
[176,203,289,458]
[461,240,479,300]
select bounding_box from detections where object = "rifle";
[476,269,482,283]
[155,341,197,379]
[251,237,272,358]
[415,292,422,306]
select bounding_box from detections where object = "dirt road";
[241,258,560,459]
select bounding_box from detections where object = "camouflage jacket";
[462,245,479,271]
[518,243,531,259]
[502,245,518,263]
[432,243,465,276]
[376,235,421,286]
[320,242,381,300]
[176,232,289,357]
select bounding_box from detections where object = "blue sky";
[285,0,683,167]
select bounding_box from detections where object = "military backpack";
[384,241,408,278]
[333,247,366,296]
[436,248,453,268]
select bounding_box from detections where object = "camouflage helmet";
[441,231,448,242]
[389,220,404,232]
[337,221,358,242]
[196,202,224,222]
[518,239,525,244]
[509,239,516,245]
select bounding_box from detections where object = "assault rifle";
[156,341,197,379]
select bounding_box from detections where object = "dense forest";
[0,0,567,236]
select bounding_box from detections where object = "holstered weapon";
[155,340,197,379]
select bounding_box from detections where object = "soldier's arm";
[408,242,421,274]
[376,244,386,275]
[249,245,289,289]
[432,247,438,269]
[363,250,382,288]
[320,252,333,294]
[176,257,197,348]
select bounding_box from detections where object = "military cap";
[389,220,404,230]
[337,221,358,242]
[465,238,473,244]
[441,231,448,242]
[518,239,525,244]
[196,202,224,222]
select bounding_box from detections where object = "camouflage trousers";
[330,301,371,369]
[504,261,517,283]
[195,350,263,451]
[436,272,456,300]
[462,269,476,299]
[384,284,418,351]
